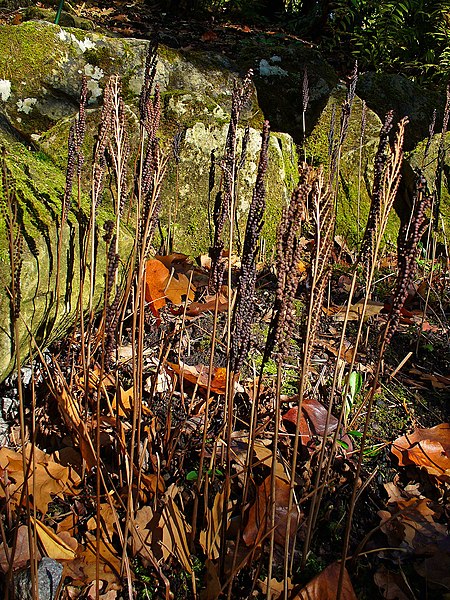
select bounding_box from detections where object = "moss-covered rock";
[305,89,401,248]
[407,131,450,240]
[0,21,297,256]
[0,132,133,382]
[232,37,338,141]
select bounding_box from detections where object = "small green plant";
[344,370,363,428]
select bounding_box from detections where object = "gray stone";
[357,72,445,150]
[14,557,63,600]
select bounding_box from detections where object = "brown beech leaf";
[243,475,301,548]
[167,361,227,394]
[391,423,450,482]
[145,258,170,312]
[373,565,413,600]
[0,446,80,515]
[291,562,357,599]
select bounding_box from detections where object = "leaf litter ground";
[0,250,449,599]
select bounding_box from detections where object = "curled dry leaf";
[282,397,341,447]
[243,475,301,548]
[373,565,414,600]
[145,258,196,316]
[167,361,228,395]
[391,423,450,482]
[34,518,77,561]
[0,446,80,515]
[290,562,357,600]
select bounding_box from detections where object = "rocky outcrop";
[356,73,443,151]
[0,19,448,381]
[0,20,298,380]
[0,130,134,381]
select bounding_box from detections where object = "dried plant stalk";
[209,70,253,293]
[231,120,270,373]
[385,172,431,343]
[360,113,408,285]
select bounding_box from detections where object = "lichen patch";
[17,97,37,114]
[0,80,11,101]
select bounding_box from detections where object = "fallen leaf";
[200,558,221,600]
[132,488,192,573]
[186,286,229,316]
[145,258,170,312]
[373,565,412,600]
[258,576,293,600]
[291,562,357,599]
[282,398,338,444]
[415,551,450,590]
[0,446,80,515]
[324,299,384,321]
[73,532,122,591]
[0,526,39,572]
[379,497,446,552]
[165,271,196,305]
[34,518,77,561]
[167,362,228,394]
[243,476,301,548]
[155,253,191,273]
[391,423,450,482]
[200,489,225,559]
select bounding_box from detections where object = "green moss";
[0,132,133,381]
[408,131,450,242]
[0,21,63,94]
[306,92,401,248]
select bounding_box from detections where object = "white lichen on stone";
[84,64,104,81]
[0,79,11,101]
[57,29,96,53]
[86,79,103,101]
[84,64,104,102]
[17,97,37,114]
[259,59,288,77]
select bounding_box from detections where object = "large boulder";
[0,21,299,258]
[0,130,134,382]
[0,20,300,380]
[305,88,401,248]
